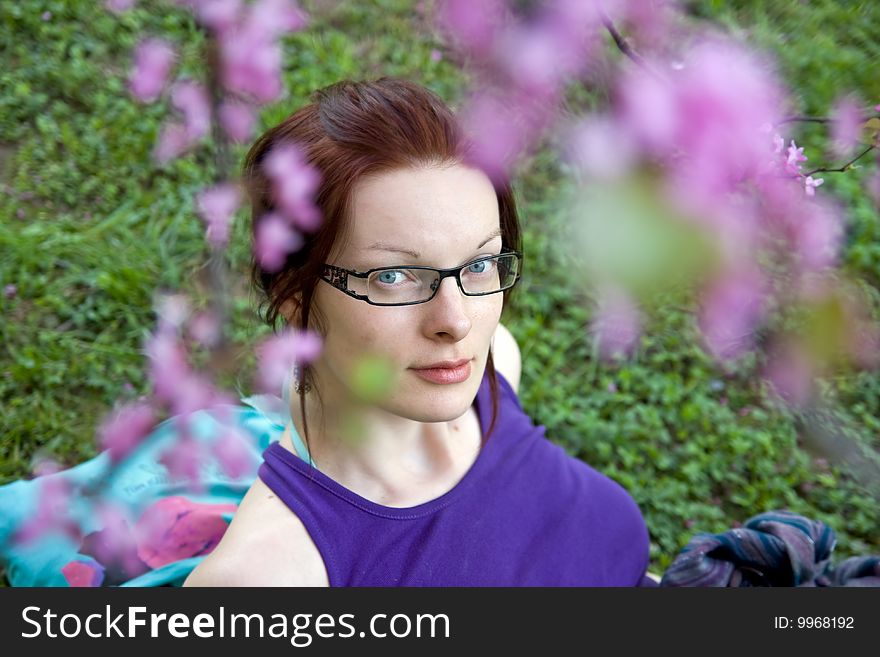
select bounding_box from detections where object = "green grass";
[1,0,878,586]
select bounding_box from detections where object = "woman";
[184,77,653,587]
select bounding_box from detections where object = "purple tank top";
[258,370,653,586]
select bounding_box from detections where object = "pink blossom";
[218,100,256,143]
[188,310,222,347]
[171,81,212,142]
[430,49,443,62]
[785,139,807,175]
[4,283,17,299]
[494,18,585,98]
[158,431,205,489]
[105,0,137,12]
[84,502,149,580]
[248,0,308,38]
[698,268,766,362]
[153,122,190,164]
[62,559,105,587]
[458,89,537,185]
[13,477,81,546]
[264,143,322,231]
[97,401,156,463]
[256,327,323,393]
[772,133,785,154]
[437,0,507,59]
[219,22,283,103]
[41,11,52,21]
[621,39,781,180]
[792,200,842,273]
[145,328,192,403]
[31,456,63,477]
[804,175,824,197]
[830,95,863,158]
[214,427,254,479]
[254,212,303,272]
[129,38,176,103]
[169,372,219,417]
[194,0,243,33]
[134,496,237,568]
[590,285,642,360]
[564,115,636,180]
[155,293,191,330]
[196,182,241,248]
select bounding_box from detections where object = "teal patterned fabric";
[660,510,880,587]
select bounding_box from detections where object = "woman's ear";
[279,295,302,327]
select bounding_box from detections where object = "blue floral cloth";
[0,395,287,587]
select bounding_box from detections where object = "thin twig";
[775,116,832,126]
[803,145,875,177]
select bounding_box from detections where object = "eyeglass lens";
[364,254,519,305]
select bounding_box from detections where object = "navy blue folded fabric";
[660,509,880,587]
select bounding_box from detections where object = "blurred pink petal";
[256,327,323,393]
[590,285,642,360]
[793,200,842,273]
[82,502,149,581]
[194,0,243,32]
[134,496,237,568]
[494,18,584,97]
[765,343,814,408]
[564,115,636,180]
[97,401,156,463]
[31,456,63,477]
[218,100,256,143]
[698,267,766,362]
[785,139,807,175]
[154,121,190,164]
[248,0,308,38]
[619,38,782,198]
[171,373,220,417]
[804,175,824,197]
[171,81,212,142]
[254,211,304,272]
[830,95,863,158]
[13,477,81,546]
[220,23,283,103]
[459,90,535,185]
[196,182,241,248]
[214,427,255,479]
[62,559,105,587]
[158,432,205,489]
[188,310,222,347]
[146,328,192,404]
[106,0,137,12]
[264,143,322,231]
[437,0,507,59]
[155,293,192,330]
[4,283,18,298]
[129,38,176,103]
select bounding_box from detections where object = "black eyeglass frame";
[320,251,523,307]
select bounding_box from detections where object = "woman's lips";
[410,360,472,384]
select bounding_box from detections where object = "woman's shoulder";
[183,476,329,587]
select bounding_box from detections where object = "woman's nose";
[425,275,471,337]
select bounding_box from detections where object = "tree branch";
[803,145,875,177]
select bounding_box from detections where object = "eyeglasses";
[320,252,522,306]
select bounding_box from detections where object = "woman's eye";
[468,259,496,274]
[376,270,407,285]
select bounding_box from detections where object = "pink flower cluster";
[127,0,308,155]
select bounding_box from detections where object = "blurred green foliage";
[0,0,877,587]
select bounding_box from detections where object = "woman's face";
[309,163,504,421]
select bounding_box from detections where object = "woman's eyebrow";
[364,227,502,259]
